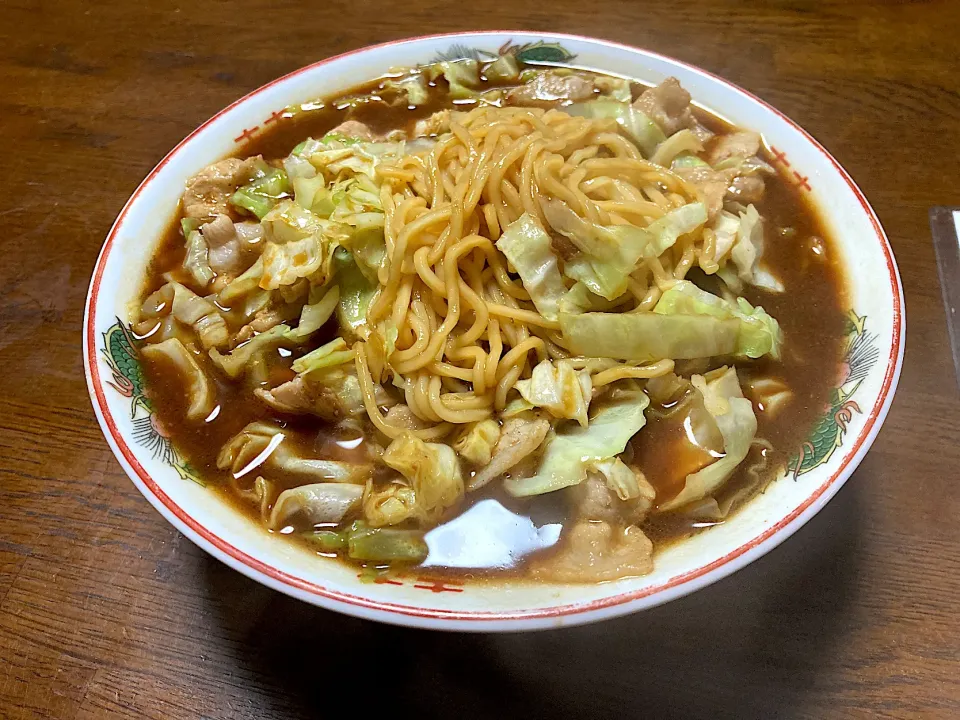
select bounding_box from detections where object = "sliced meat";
[726,174,766,204]
[569,475,621,523]
[182,157,260,221]
[569,468,657,525]
[255,373,351,420]
[506,71,595,107]
[200,214,248,275]
[200,213,236,247]
[633,77,696,136]
[234,305,293,345]
[550,232,580,262]
[327,120,377,141]
[532,521,654,582]
[255,375,314,414]
[689,121,715,144]
[234,221,265,247]
[384,404,433,431]
[257,369,392,420]
[675,165,738,219]
[414,110,451,138]
[707,130,762,166]
[467,416,550,490]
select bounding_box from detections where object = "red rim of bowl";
[83,31,904,627]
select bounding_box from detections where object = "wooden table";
[2,1,959,717]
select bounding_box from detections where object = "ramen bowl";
[83,31,904,631]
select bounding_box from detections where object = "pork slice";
[255,375,315,415]
[532,521,654,582]
[506,71,596,107]
[569,468,656,524]
[467,416,550,490]
[632,77,695,136]
[707,131,762,166]
[675,165,738,219]
[327,120,377,141]
[183,157,260,221]
[726,174,766,204]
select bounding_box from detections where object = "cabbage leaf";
[425,59,481,99]
[268,483,363,530]
[141,338,215,421]
[291,337,355,375]
[230,164,290,219]
[495,213,567,320]
[514,359,592,427]
[659,367,757,511]
[334,249,377,335]
[566,99,666,156]
[654,280,782,359]
[452,419,501,465]
[722,204,785,293]
[560,311,739,361]
[505,390,650,497]
[380,432,464,524]
[542,198,706,300]
[183,230,215,287]
[209,324,291,378]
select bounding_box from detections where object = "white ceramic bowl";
[84,31,904,631]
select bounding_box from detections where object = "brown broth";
[137,66,848,581]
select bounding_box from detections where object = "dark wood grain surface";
[2,1,959,717]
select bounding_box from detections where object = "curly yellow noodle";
[350,103,708,435]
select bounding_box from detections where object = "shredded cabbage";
[644,202,709,256]
[589,457,642,501]
[290,337,355,374]
[560,311,739,361]
[334,249,377,335]
[425,59,481,99]
[514,359,592,427]
[259,236,326,289]
[382,74,430,106]
[140,338,215,421]
[168,282,228,349]
[541,198,649,300]
[542,198,706,300]
[711,210,741,262]
[287,285,339,339]
[346,522,428,562]
[217,257,263,305]
[230,163,290,219]
[381,432,464,524]
[495,213,566,320]
[301,135,405,179]
[268,483,363,530]
[659,367,757,511]
[566,99,666,156]
[183,230,214,287]
[650,129,704,167]
[483,54,520,82]
[505,390,650,497]
[654,280,783,359]
[209,324,290,378]
[452,419,501,465]
[593,76,633,102]
[724,204,785,293]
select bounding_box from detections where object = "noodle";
[351,104,708,430]
[136,60,813,582]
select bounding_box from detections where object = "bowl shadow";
[203,472,865,719]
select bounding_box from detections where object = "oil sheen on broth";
[136,58,847,583]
